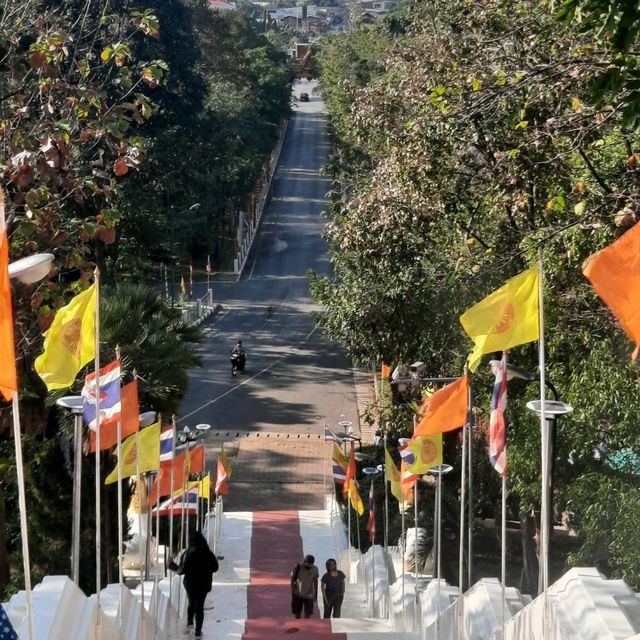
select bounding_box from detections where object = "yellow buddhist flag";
[34,283,96,390]
[406,434,443,474]
[105,422,160,484]
[198,475,210,500]
[460,266,539,372]
[332,443,347,470]
[347,480,365,516]
[384,447,405,507]
[220,445,233,479]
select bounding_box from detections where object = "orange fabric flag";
[381,363,391,379]
[0,201,17,402]
[215,457,229,496]
[414,375,469,436]
[343,445,356,498]
[583,223,640,358]
[89,379,140,452]
[187,444,205,474]
[400,461,418,500]
[151,443,206,505]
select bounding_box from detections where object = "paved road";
[178,82,360,511]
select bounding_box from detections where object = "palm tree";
[100,282,203,416]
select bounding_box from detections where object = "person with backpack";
[290,554,319,618]
[169,530,219,637]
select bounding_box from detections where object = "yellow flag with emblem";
[384,447,405,507]
[460,266,539,372]
[35,283,96,390]
[405,434,443,474]
[105,422,160,484]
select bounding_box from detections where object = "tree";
[314,0,640,590]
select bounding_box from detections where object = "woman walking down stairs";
[169,508,416,639]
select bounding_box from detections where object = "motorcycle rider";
[230,340,246,373]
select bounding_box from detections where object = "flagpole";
[401,506,406,631]
[537,259,550,640]
[322,422,327,490]
[135,428,145,630]
[458,380,469,638]
[94,268,102,638]
[115,348,123,633]
[413,478,419,631]
[382,438,390,621]
[371,539,376,617]
[347,493,352,580]
[500,354,509,640]
[11,393,34,640]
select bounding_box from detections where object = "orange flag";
[401,461,419,500]
[414,375,468,436]
[215,457,229,496]
[381,363,391,379]
[151,443,206,505]
[89,379,140,452]
[0,198,17,402]
[343,445,356,498]
[583,223,640,358]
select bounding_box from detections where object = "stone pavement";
[199,368,377,513]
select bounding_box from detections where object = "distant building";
[208,0,237,11]
[269,6,344,35]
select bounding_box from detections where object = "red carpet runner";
[241,511,348,639]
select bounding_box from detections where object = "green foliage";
[315,0,640,583]
[567,473,640,589]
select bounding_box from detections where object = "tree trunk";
[519,510,538,596]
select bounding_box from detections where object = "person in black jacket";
[169,531,219,637]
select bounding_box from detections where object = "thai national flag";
[324,426,342,446]
[332,463,346,483]
[152,488,198,516]
[81,360,121,431]
[159,428,174,463]
[489,354,508,476]
[399,442,415,466]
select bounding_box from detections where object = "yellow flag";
[105,422,160,484]
[332,443,347,469]
[220,445,232,479]
[348,481,365,516]
[460,266,539,372]
[384,447,404,507]
[35,283,96,390]
[406,434,442,474]
[198,476,210,499]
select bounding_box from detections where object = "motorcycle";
[230,351,246,376]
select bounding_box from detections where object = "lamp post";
[428,463,453,640]
[195,423,211,531]
[8,251,53,640]
[363,466,380,618]
[170,203,200,308]
[55,396,84,584]
[526,398,572,597]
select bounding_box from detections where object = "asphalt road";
[177,82,360,510]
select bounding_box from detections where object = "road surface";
[178,81,361,511]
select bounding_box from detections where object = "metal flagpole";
[135,430,145,636]
[501,474,507,640]
[94,268,102,639]
[11,394,34,640]
[347,496,352,580]
[115,348,123,632]
[371,541,376,617]
[468,391,474,588]
[413,479,419,631]
[401,506,406,631]
[537,259,550,640]
[458,406,468,637]
[72,410,83,584]
[435,470,443,640]
[322,421,327,490]
[382,439,390,621]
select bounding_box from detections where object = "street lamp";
[55,395,84,585]
[195,424,211,531]
[526,398,573,596]
[8,251,54,640]
[170,203,200,308]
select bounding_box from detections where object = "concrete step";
[331,617,419,638]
